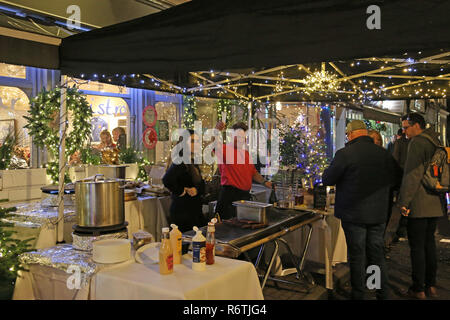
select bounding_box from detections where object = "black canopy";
[60,0,450,77]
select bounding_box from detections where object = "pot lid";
[76,174,122,184]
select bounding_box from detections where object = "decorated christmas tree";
[0,200,33,299]
[279,116,329,185]
[300,125,329,185]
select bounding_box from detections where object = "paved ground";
[263,216,450,300]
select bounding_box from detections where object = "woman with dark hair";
[162,129,207,232]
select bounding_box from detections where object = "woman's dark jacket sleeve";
[162,164,185,196]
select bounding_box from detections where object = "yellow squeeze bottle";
[170,224,182,264]
[159,227,173,275]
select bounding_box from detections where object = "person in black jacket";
[322,120,401,300]
[163,129,207,232]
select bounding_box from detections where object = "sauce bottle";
[159,227,173,275]
[170,224,182,264]
[192,226,206,271]
[206,220,216,265]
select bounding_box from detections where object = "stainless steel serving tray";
[233,200,273,224]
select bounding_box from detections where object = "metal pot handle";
[94,174,105,182]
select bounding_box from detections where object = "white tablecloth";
[94,254,263,300]
[13,254,263,300]
[125,196,171,241]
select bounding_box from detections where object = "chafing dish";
[232,200,273,224]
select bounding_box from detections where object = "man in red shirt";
[214,121,272,220]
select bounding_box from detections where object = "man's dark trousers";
[407,217,438,292]
[216,185,251,220]
[342,221,389,300]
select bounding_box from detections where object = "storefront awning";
[362,106,401,124]
[0,29,59,69]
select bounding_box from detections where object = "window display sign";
[143,127,158,149]
[0,63,26,79]
[156,120,169,141]
[410,99,425,113]
[143,105,157,127]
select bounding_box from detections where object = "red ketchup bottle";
[206,221,216,265]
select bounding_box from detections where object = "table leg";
[277,237,300,276]
[254,244,266,269]
[298,224,315,285]
[260,240,279,290]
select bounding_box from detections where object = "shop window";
[0,86,31,166]
[86,95,129,146]
[196,98,218,129]
[0,63,26,79]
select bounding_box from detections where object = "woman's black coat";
[162,163,207,232]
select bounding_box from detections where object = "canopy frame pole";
[382,73,450,91]
[188,65,297,93]
[328,62,365,95]
[338,51,450,82]
[190,72,249,100]
[57,74,67,243]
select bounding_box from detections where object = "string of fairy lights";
[5,48,448,184]
[70,49,450,105]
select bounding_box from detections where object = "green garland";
[182,96,198,129]
[24,86,93,184]
[216,99,234,126]
[0,133,16,170]
[118,147,152,181]
[80,147,102,165]
[0,199,33,299]
[363,119,387,132]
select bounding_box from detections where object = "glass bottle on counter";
[287,186,295,209]
[206,222,216,265]
[159,227,173,275]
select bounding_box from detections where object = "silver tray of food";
[232,200,273,224]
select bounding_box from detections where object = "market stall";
[3,0,450,301]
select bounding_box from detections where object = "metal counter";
[183,207,320,258]
[183,207,322,290]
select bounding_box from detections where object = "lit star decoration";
[303,70,340,93]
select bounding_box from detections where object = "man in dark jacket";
[322,120,400,300]
[397,113,445,299]
[386,127,410,245]
[392,128,410,168]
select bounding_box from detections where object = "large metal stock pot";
[75,174,124,228]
